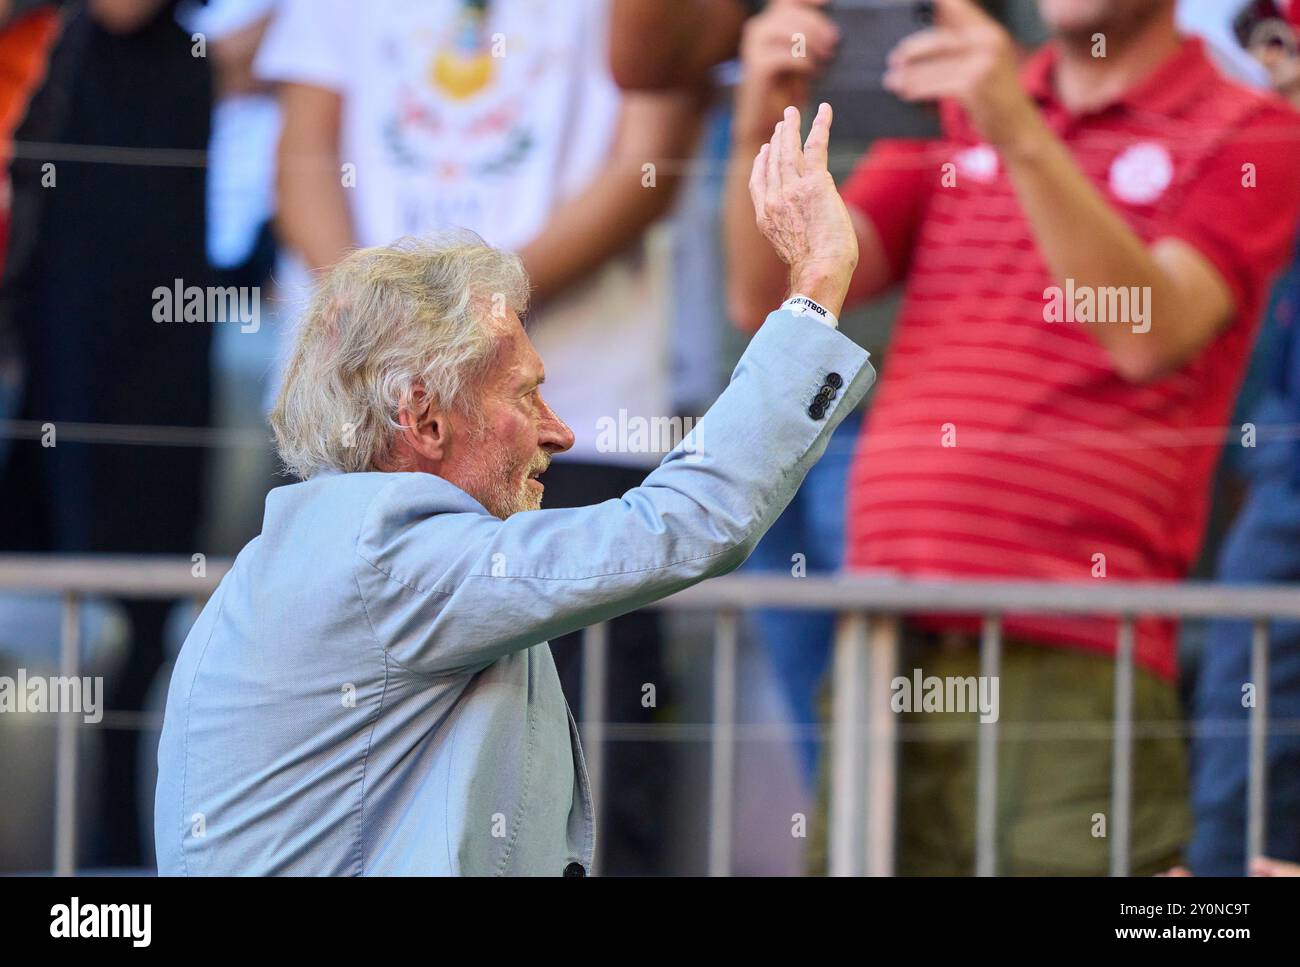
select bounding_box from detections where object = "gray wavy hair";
[271,233,529,479]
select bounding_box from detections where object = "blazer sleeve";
[353,308,875,676]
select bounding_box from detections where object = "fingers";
[755,3,839,56]
[767,116,783,190]
[742,3,839,77]
[803,102,831,173]
[779,106,805,178]
[935,0,995,28]
[1250,856,1300,876]
[887,27,968,71]
[749,143,770,222]
[760,102,828,206]
[883,26,974,99]
[885,58,964,102]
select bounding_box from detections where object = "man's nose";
[539,398,575,454]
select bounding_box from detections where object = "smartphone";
[812,0,941,143]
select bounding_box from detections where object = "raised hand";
[748,102,859,319]
[883,0,1033,152]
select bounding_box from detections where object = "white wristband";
[782,293,839,329]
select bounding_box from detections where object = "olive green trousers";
[807,628,1191,876]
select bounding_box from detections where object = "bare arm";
[273,82,355,272]
[999,118,1233,383]
[209,15,273,99]
[610,0,748,90]
[723,0,893,331]
[725,130,793,330]
[517,89,704,304]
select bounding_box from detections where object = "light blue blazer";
[154,308,874,875]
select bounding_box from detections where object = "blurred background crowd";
[1,0,1299,876]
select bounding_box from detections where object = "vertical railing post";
[1247,618,1271,866]
[1110,616,1135,877]
[864,615,900,876]
[53,592,81,876]
[708,610,739,876]
[829,612,870,876]
[580,621,609,875]
[976,613,1002,877]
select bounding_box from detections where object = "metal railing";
[1,554,1297,877]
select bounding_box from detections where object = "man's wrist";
[788,265,851,319]
[782,293,839,329]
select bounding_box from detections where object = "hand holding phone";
[882,0,1033,153]
[812,0,941,143]
[733,0,842,144]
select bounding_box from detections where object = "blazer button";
[825,372,843,389]
[563,862,587,877]
[808,401,826,420]
[816,385,835,401]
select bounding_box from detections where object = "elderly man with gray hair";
[154,105,873,876]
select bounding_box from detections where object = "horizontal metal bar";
[665,574,1300,620]
[0,555,230,597]
[2,557,1300,622]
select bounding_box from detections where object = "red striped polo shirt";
[841,37,1300,680]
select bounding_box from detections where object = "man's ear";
[394,385,450,469]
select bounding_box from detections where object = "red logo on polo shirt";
[1108,142,1174,205]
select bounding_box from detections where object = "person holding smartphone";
[727,0,1300,874]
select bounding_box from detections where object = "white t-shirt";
[256,0,671,464]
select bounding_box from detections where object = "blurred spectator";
[1237,0,1300,97]
[0,0,60,471]
[255,0,705,873]
[0,0,213,866]
[179,0,277,278]
[176,0,283,555]
[1177,0,1272,83]
[0,1,60,266]
[1186,0,1300,877]
[726,0,1300,873]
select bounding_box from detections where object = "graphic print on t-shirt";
[377,0,573,235]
